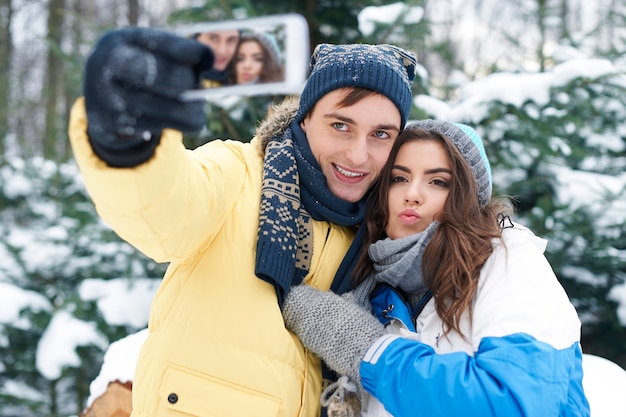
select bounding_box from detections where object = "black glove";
[83,27,214,167]
[282,285,385,388]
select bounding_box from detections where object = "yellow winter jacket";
[68,98,355,417]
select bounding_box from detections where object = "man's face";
[300,89,401,203]
[196,29,240,71]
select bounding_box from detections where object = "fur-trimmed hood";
[255,96,300,156]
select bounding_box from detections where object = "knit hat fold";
[407,120,493,206]
[295,43,417,128]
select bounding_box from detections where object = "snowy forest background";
[0,0,625,415]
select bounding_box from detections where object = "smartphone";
[174,13,310,100]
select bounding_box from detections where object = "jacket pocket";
[159,364,281,416]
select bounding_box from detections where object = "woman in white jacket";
[282,120,590,417]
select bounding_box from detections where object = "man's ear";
[300,118,307,133]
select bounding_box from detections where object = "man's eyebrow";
[322,112,399,131]
[377,124,400,131]
[322,112,355,124]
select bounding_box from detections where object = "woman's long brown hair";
[352,126,510,339]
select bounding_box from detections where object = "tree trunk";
[535,0,547,72]
[0,0,13,160]
[558,0,570,40]
[128,0,139,25]
[43,0,65,160]
[60,0,87,161]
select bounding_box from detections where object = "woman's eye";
[432,179,450,187]
[391,175,407,183]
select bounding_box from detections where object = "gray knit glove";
[282,285,385,386]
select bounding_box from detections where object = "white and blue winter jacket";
[359,224,590,417]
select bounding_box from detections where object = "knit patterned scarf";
[255,119,366,306]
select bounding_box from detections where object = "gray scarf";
[351,221,439,308]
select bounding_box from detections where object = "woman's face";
[235,40,265,84]
[385,139,451,239]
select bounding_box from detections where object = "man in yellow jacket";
[69,27,416,417]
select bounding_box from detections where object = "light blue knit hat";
[295,43,417,128]
[242,31,282,64]
[408,120,493,206]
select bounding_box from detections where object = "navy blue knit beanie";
[295,43,417,128]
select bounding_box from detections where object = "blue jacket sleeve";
[360,332,588,417]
